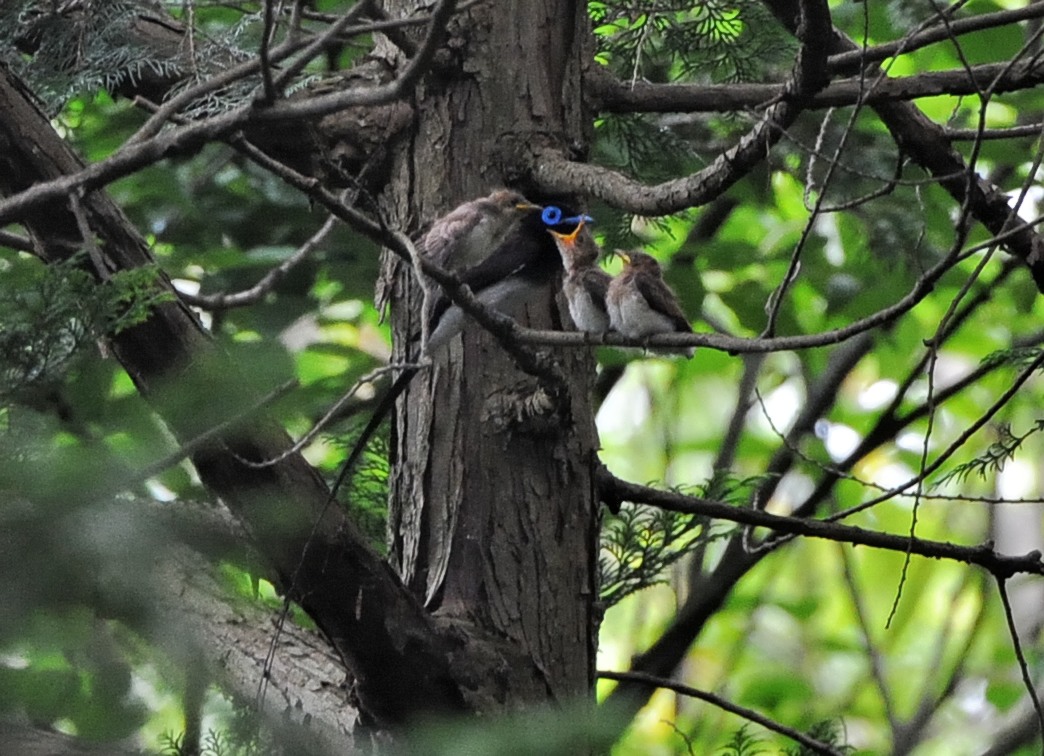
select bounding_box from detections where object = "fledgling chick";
[419,189,541,272]
[548,221,611,333]
[607,251,694,357]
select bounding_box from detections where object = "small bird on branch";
[548,220,611,334]
[607,250,694,357]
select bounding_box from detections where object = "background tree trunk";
[383,0,601,704]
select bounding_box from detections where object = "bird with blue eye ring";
[541,205,592,228]
[421,193,594,353]
[418,191,593,274]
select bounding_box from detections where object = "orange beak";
[552,219,585,244]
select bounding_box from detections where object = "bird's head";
[549,220,600,268]
[486,189,542,216]
[617,250,662,275]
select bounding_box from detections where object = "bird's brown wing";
[579,268,611,312]
[420,205,483,267]
[425,226,551,332]
[635,274,692,332]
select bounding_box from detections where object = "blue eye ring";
[541,206,563,225]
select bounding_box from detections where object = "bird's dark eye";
[541,206,563,225]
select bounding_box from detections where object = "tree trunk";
[383,1,601,704]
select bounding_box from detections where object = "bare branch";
[997,578,1044,743]
[946,122,1044,140]
[598,670,845,755]
[253,0,457,122]
[129,380,298,485]
[129,1,376,143]
[0,230,34,253]
[828,3,1044,72]
[838,546,900,737]
[509,229,960,353]
[590,59,1044,114]
[824,350,1044,525]
[595,468,1044,578]
[179,214,338,310]
[259,0,279,103]
[761,0,1044,291]
[530,0,833,214]
[231,363,422,470]
[892,573,990,754]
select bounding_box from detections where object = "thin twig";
[179,213,339,310]
[997,577,1044,744]
[68,190,110,281]
[828,3,1044,71]
[945,122,1044,140]
[837,542,900,736]
[597,670,846,755]
[131,0,372,142]
[271,0,375,89]
[129,379,298,485]
[824,352,1044,524]
[230,362,424,469]
[591,60,1044,116]
[259,0,279,103]
[892,571,989,754]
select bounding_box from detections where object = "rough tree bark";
[381,0,600,705]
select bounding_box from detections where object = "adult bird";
[419,188,544,272]
[425,204,592,352]
[548,220,611,333]
[607,250,694,357]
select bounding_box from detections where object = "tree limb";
[827,4,1044,72]
[178,214,338,311]
[598,670,844,755]
[527,0,832,214]
[590,58,1044,113]
[154,540,358,754]
[596,468,1044,577]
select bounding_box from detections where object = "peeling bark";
[383,0,600,705]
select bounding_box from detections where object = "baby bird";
[548,220,611,333]
[607,251,694,357]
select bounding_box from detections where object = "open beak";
[551,219,585,244]
[563,219,585,242]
